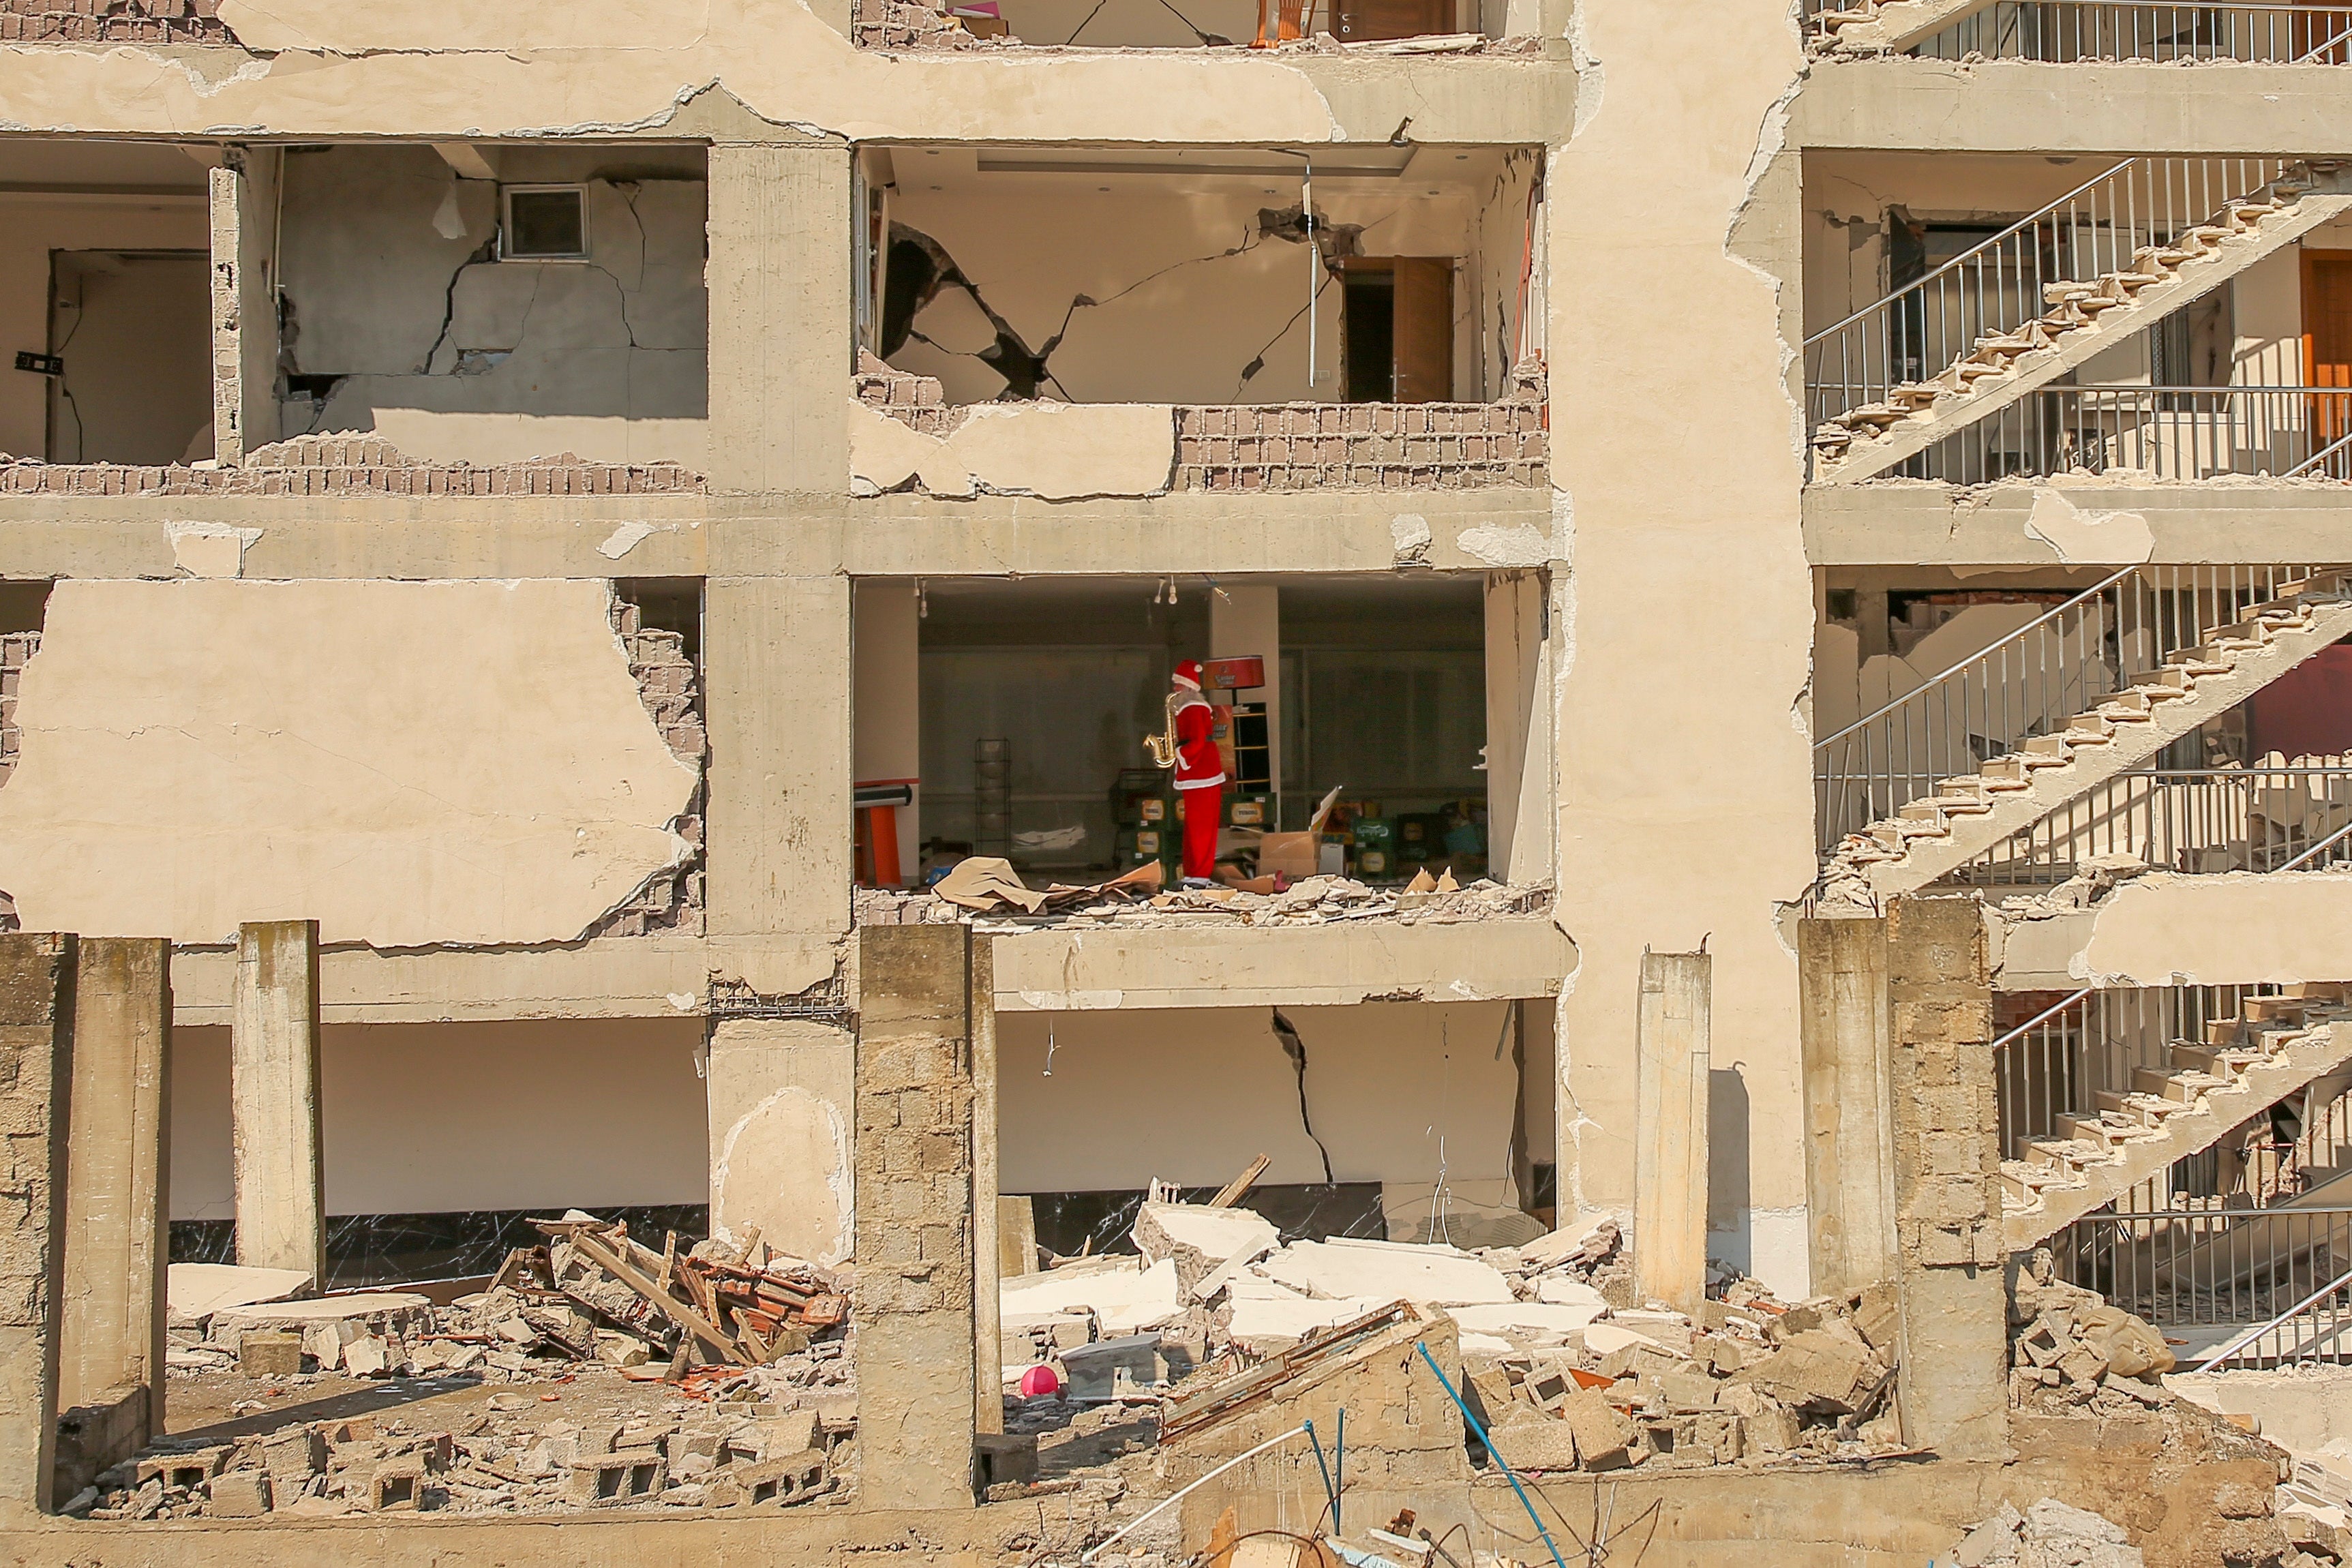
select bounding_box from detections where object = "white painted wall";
[170,1018,708,1220]
[853,579,923,881]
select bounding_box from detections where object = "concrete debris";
[166,1263,315,1327]
[2007,1264,2178,1417]
[1256,1239,1518,1308]
[1946,1498,2144,1567]
[1132,1202,1278,1297]
[2280,1496,2351,1567]
[87,1348,858,1519]
[857,875,1553,931]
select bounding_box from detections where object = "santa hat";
[1173,659,1205,691]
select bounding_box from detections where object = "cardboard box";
[1251,786,1342,879]
[1227,795,1271,828]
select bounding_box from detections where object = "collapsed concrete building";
[1,0,2352,1562]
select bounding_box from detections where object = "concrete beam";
[1793,59,2352,155]
[991,917,1573,1012]
[1806,481,2352,568]
[853,924,980,1512]
[1796,918,1897,1298]
[56,939,169,1499]
[1993,870,2352,991]
[0,934,75,1520]
[230,921,323,1282]
[168,939,714,1027]
[1634,951,1710,1314]
[430,142,500,181]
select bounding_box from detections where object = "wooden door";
[2303,251,2352,446]
[1332,0,1449,42]
[1391,257,1453,403]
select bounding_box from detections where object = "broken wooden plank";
[547,1223,753,1367]
[1208,1154,1271,1209]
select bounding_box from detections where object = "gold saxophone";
[1143,691,1181,768]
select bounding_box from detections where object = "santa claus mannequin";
[1169,659,1224,885]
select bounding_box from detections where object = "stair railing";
[1815,562,2321,852]
[1911,4,2352,63]
[1805,156,2291,433]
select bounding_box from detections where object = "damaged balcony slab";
[1805,481,2352,568]
[1993,869,2352,990]
[843,485,1555,575]
[985,913,1569,1010]
[1791,59,2352,155]
[0,439,704,498]
[163,938,715,1025]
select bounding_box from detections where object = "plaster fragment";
[666,991,697,1011]
[1456,522,1551,567]
[2023,488,2155,566]
[1391,513,1434,565]
[597,520,657,560]
[166,521,262,579]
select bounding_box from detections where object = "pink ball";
[1019,1363,1061,1399]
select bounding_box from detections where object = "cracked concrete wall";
[277,145,708,468]
[884,170,1528,405]
[0,578,697,947]
[1549,1,1815,1301]
[997,1001,1535,1239]
[168,1019,708,1220]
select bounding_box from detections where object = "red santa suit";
[1169,659,1224,880]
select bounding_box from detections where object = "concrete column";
[1797,917,1897,1297]
[230,920,323,1282]
[1884,896,2008,1460]
[208,147,282,466]
[704,574,854,995]
[706,140,851,499]
[852,579,921,884]
[853,924,978,1511]
[969,935,1000,1440]
[0,934,76,1519]
[1634,951,1710,1312]
[1483,569,1553,883]
[706,1016,856,1267]
[1209,584,1280,811]
[56,939,169,1494]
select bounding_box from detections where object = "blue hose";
[1415,1340,1571,1568]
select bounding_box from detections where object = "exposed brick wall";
[1175,397,1547,491]
[850,0,987,50]
[586,597,706,940]
[0,438,703,497]
[854,353,967,438]
[859,359,1548,491]
[0,0,234,44]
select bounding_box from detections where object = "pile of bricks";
[84,1367,855,1518]
[1466,1280,1903,1473]
[854,352,968,438]
[850,0,989,50]
[1173,399,1548,492]
[0,440,704,496]
[0,0,232,44]
[589,596,706,939]
[2005,1260,2179,1417]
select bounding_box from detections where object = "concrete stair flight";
[1810,166,2352,483]
[2001,988,2352,1249]
[1807,0,2002,54]
[1818,571,2352,901]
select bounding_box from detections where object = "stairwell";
[1808,163,2352,483]
[2002,987,2352,1248]
[1807,0,2001,55]
[1818,570,2352,904]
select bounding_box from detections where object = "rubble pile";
[858,864,1553,930]
[1000,1202,1908,1475]
[1946,1500,2147,1568]
[76,1354,857,1520]
[169,1218,849,1384]
[2006,1258,2179,1417]
[1460,1277,1903,1473]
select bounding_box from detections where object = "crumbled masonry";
[860,869,1552,929]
